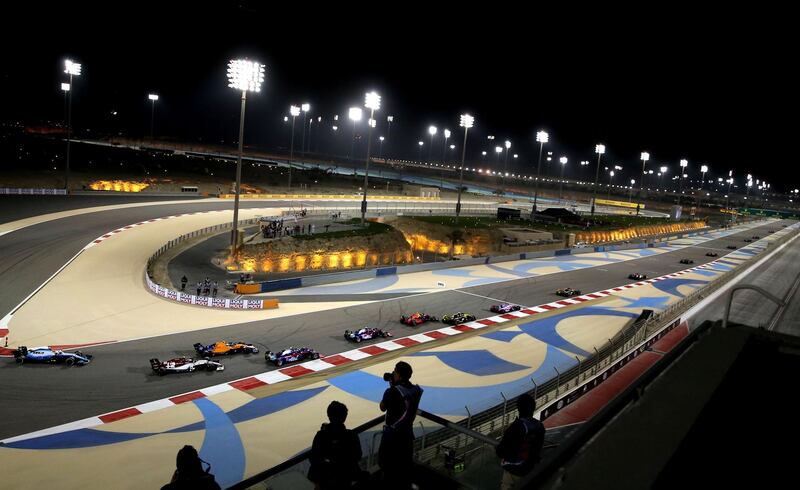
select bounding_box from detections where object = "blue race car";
[13,346,92,366]
[344,327,392,343]
[490,303,522,314]
[265,346,320,367]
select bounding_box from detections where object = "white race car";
[150,357,224,375]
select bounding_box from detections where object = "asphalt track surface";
[0,207,786,440]
[0,197,392,319]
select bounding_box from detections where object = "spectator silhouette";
[308,401,363,489]
[496,393,545,490]
[180,275,188,292]
[379,361,423,489]
[161,445,221,490]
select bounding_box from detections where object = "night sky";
[3,3,796,191]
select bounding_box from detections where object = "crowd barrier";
[145,272,278,309]
[1,188,67,195]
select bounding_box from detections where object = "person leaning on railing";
[496,394,545,490]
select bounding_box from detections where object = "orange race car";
[194,341,259,357]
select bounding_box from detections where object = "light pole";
[591,144,605,216]
[502,140,511,194]
[636,152,649,214]
[301,103,310,156]
[349,107,362,174]
[288,105,300,188]
[678,159,688,205]
[386,115,393,160]
[559,156,567,199]
[532,130,548,214]
[746,173,753,200]
[63,59,81,192]
[659,166,668,191]
[428,125,437,166]
[418,141,424,162]
[361,91,381,226]
[607,170,615,198]
[148,93,159,139]
[495,146,503,194]
[698,164,708,207]
[456,114,473,218]
[629,179,636,202]
[227,58,265,251]
[378,136,385,160]
[726,171,734,221]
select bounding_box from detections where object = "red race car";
[400,312,438,326]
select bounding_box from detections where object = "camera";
[383,372,393,382]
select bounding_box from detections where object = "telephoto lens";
[383,372,393,382]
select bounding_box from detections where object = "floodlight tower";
[63,59,81,192]
[360,91,381,225]
[227,59,265,250]
[455,114,474,217]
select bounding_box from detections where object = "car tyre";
[355,337,362,343]
[276,359,284,367]
[16,357,24,365]
[312,352,320,360]
[65,357,75,367]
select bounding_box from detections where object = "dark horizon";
[2,2,796,192]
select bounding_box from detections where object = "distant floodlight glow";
[451,144,456,149]
[418,141,424,146]
[387,115,394,122]
[64,59,82,76]
[505,140,511,149]
[660,166,668,173]
[332,126,338,131]
[560,156,567,164]
[349,107,363,121]
[148,93,159,101]
[368,118,376,128]
[513,153,518,158]
[536,131,549,144]
[595,144,605,155]
[290,105,300,117]
[459,114,474,128]
[61,83,70,92]
[701,165,708,173]
[379,136,385,141]
[444,129,451,138]
[283,116,288,122]
[495,146,502,154]
[429,125,437,136]
[301,103,310,112]
[680,159,688,167]
[482,151,487,156]
[227,59,265,92]
[641,152,650,161]
[365,91,381,110]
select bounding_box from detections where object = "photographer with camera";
[161,445,221,490]
[378,361,423,489]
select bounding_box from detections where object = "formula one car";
[628,273,647,280]
[194,341,259,357]
[13,346,92,366]
[490,303,522,314]
[265,346,320,367]
[400,312,438,326]
[679,259,694,264]
[344,327,392,343]
[441,312,477,325]
[556,288,582,297]
[706,252,719,257]
[752,235,760,239]
[727,245,737,249]
[150,357,224,375]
